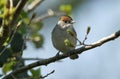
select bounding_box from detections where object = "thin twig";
[82,26,91,45]
[23,58,62,62]
[0,21,22,56]
[9,0,28,27]
[74,36,82,45]
[20,13,36,56]
[0,0,27,50]
[32,9,66,23]
[2,30,120,79]
[40,70,55,79]
[82,34,88,44]
[9,0,13,13]
[11,74,17,79]
[22,58,45,61]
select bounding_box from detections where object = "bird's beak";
[71,20,76,24]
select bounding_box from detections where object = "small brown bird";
[52,15,79,60]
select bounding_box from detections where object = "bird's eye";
[64,21,68,23]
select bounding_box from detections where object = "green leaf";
[64,39,75,47]
[0,48,12,67]
[0,0,6,10]
[2,60,16,74]
[11,32,26,52]
[20,10,28,19]
[64,39,71,46]
[59,4,72,15]
[67,29,74,36]
[30,68,41,79]
[18,23,27,34]
[30,22,43,32]
[30,33,44,48]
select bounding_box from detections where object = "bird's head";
[57,15,75,29]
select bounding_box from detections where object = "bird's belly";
[52,30,76,53]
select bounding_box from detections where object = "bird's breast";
[52,25,77,53]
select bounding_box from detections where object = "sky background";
[23,1,120,79]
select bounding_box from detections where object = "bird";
[51,15,79,60]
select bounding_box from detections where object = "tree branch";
[22,57,45,61]
[3,30,120,79]
[32,9,66,23]
[0,0,28,55]
[0,0,28,53]
[40,70,55,78]
[10,0,28,27]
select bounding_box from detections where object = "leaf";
[59,4,72,15]
[67,29,74,36]
[30,68,41,79]
[20,10,28,19]
[18,23,27,34]
[64,39,75,47]
[0,48,12,67]
[0,0,6,11]
[2,60,16,74]
[10,32,26,52]
[30,22,43,32]
[64,39,70,46]
[30,34,44,48]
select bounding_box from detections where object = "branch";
[0,21,22,56]
[0,0,27,52]
[23,57,45,61]
[40,70,55,78]
[0,0,28,55]
[32,9,66,23]
[22,58,62,63]
[10,0,28,27]
[3,30,120,79]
